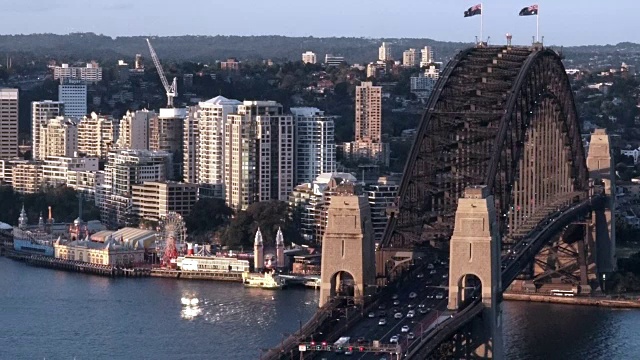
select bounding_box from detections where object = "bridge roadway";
[315,262,452,360]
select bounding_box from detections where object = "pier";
[4,250,150,278]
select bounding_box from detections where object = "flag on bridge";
[519,4,538,16]
[464,4,482,17]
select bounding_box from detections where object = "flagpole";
[480,3,484,45]
[480,2,484,44]
[536,5,539,42]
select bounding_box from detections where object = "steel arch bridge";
[382,45,589,251]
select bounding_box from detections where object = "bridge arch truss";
[383,46,589,249]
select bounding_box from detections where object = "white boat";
[181,297,190,306]
[242,271,285,290]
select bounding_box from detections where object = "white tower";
[18,204,28,230]
[254,227,264,271]
[276,227,285,269]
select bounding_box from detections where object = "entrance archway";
[329,271,356,298]
[456,273,482,309]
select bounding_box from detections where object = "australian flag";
[464,4,482,17]
[519,4,538,16]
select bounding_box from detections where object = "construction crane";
[146,38,177,108]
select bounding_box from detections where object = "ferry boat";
[242,271,286,290]
[177,255,250,273]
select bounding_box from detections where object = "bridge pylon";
[586,129,617,279]
[447,186,503,359]
[319,194,376,308]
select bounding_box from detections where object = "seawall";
[504,293,640,309]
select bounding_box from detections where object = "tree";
[185,198,233,239]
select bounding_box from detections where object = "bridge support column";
[587,129,616,279]
[448,186,503,359]
[319,195,376,308]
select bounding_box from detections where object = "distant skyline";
[1,1,637,46]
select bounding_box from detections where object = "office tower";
[291,107,336,185]
[58,79,87,118]
[182,106,199,184]
[39,117,78,158]
[302,51,317,64]
[197,96,241,187]
[0,88,18,159]
[403,48,418,67]
[53,62,102,83]
[117,110,154,150]
[420,46,434,67]
[77,112,119,159]
[31,100,64,160]
[379,42,392,61]
[150,108,186,180]
[224,101,294,210]
[366,177,399,244]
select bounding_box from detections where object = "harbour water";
[1,256,640,359]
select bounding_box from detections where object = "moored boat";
[242,271,286,290]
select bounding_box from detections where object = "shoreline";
[503,293,640,309]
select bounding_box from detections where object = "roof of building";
[0,222,12,230]
[200,95,241,106]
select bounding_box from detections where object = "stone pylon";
[447,186,503,359]
[254,227,264,271]
[319,195,376,307]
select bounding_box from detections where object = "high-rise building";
[183,106,200,184]
[58,79,87,118]
[12,162,42,194]
[224,101,294,210]
[39,117,78,158]
[150,108,186,180]
[31,100,64,160]
[0,88,19,159]
[117,109,154,150]
[402,48,418,67]
[77,112,119,159]
[41,156,98,187]
[353,82,388,166]
[290,107,336,185]
[53,62,102,83]
[366,176,398,244]
[420,46,434,67]
[302,51,317,64]
[379,42,392,61]
[135,54,144,70]
[101,149,173,227]
[197,96,241,187]
[355,82,382,143]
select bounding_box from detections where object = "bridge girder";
[383,46,589,252]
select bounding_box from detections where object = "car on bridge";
[378,318,387,326]
[401,325,410,333]
[394,312,403,319]
[368,312,375,318]
[407,332,415,340]
[393,300,401,306]
[390,335,399,343]
[436,293,444,300]
[409,292,417,299]
[407,310,415,318]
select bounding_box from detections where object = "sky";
[0,0,637,46]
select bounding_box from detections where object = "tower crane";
[146,38,177,108]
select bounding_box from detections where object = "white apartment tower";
[197,96,241,187]
[77,112,119,158]
[58,79,87,118]
[31,100,64,160]
[402,48,418,67]
[54,62,103,83]
[290,107,336,185]
[420,46,434,67]
[183,106,200,184]
[0,88,19,159]
[379,42,392,62]
[117,109,154,150]
[39,117,78,158]
[302,51,317,64]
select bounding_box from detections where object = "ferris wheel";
[158,212,187,267]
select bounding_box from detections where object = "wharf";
[4,250,150,278]
[150,268,243,282]
[504,292,640,309]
